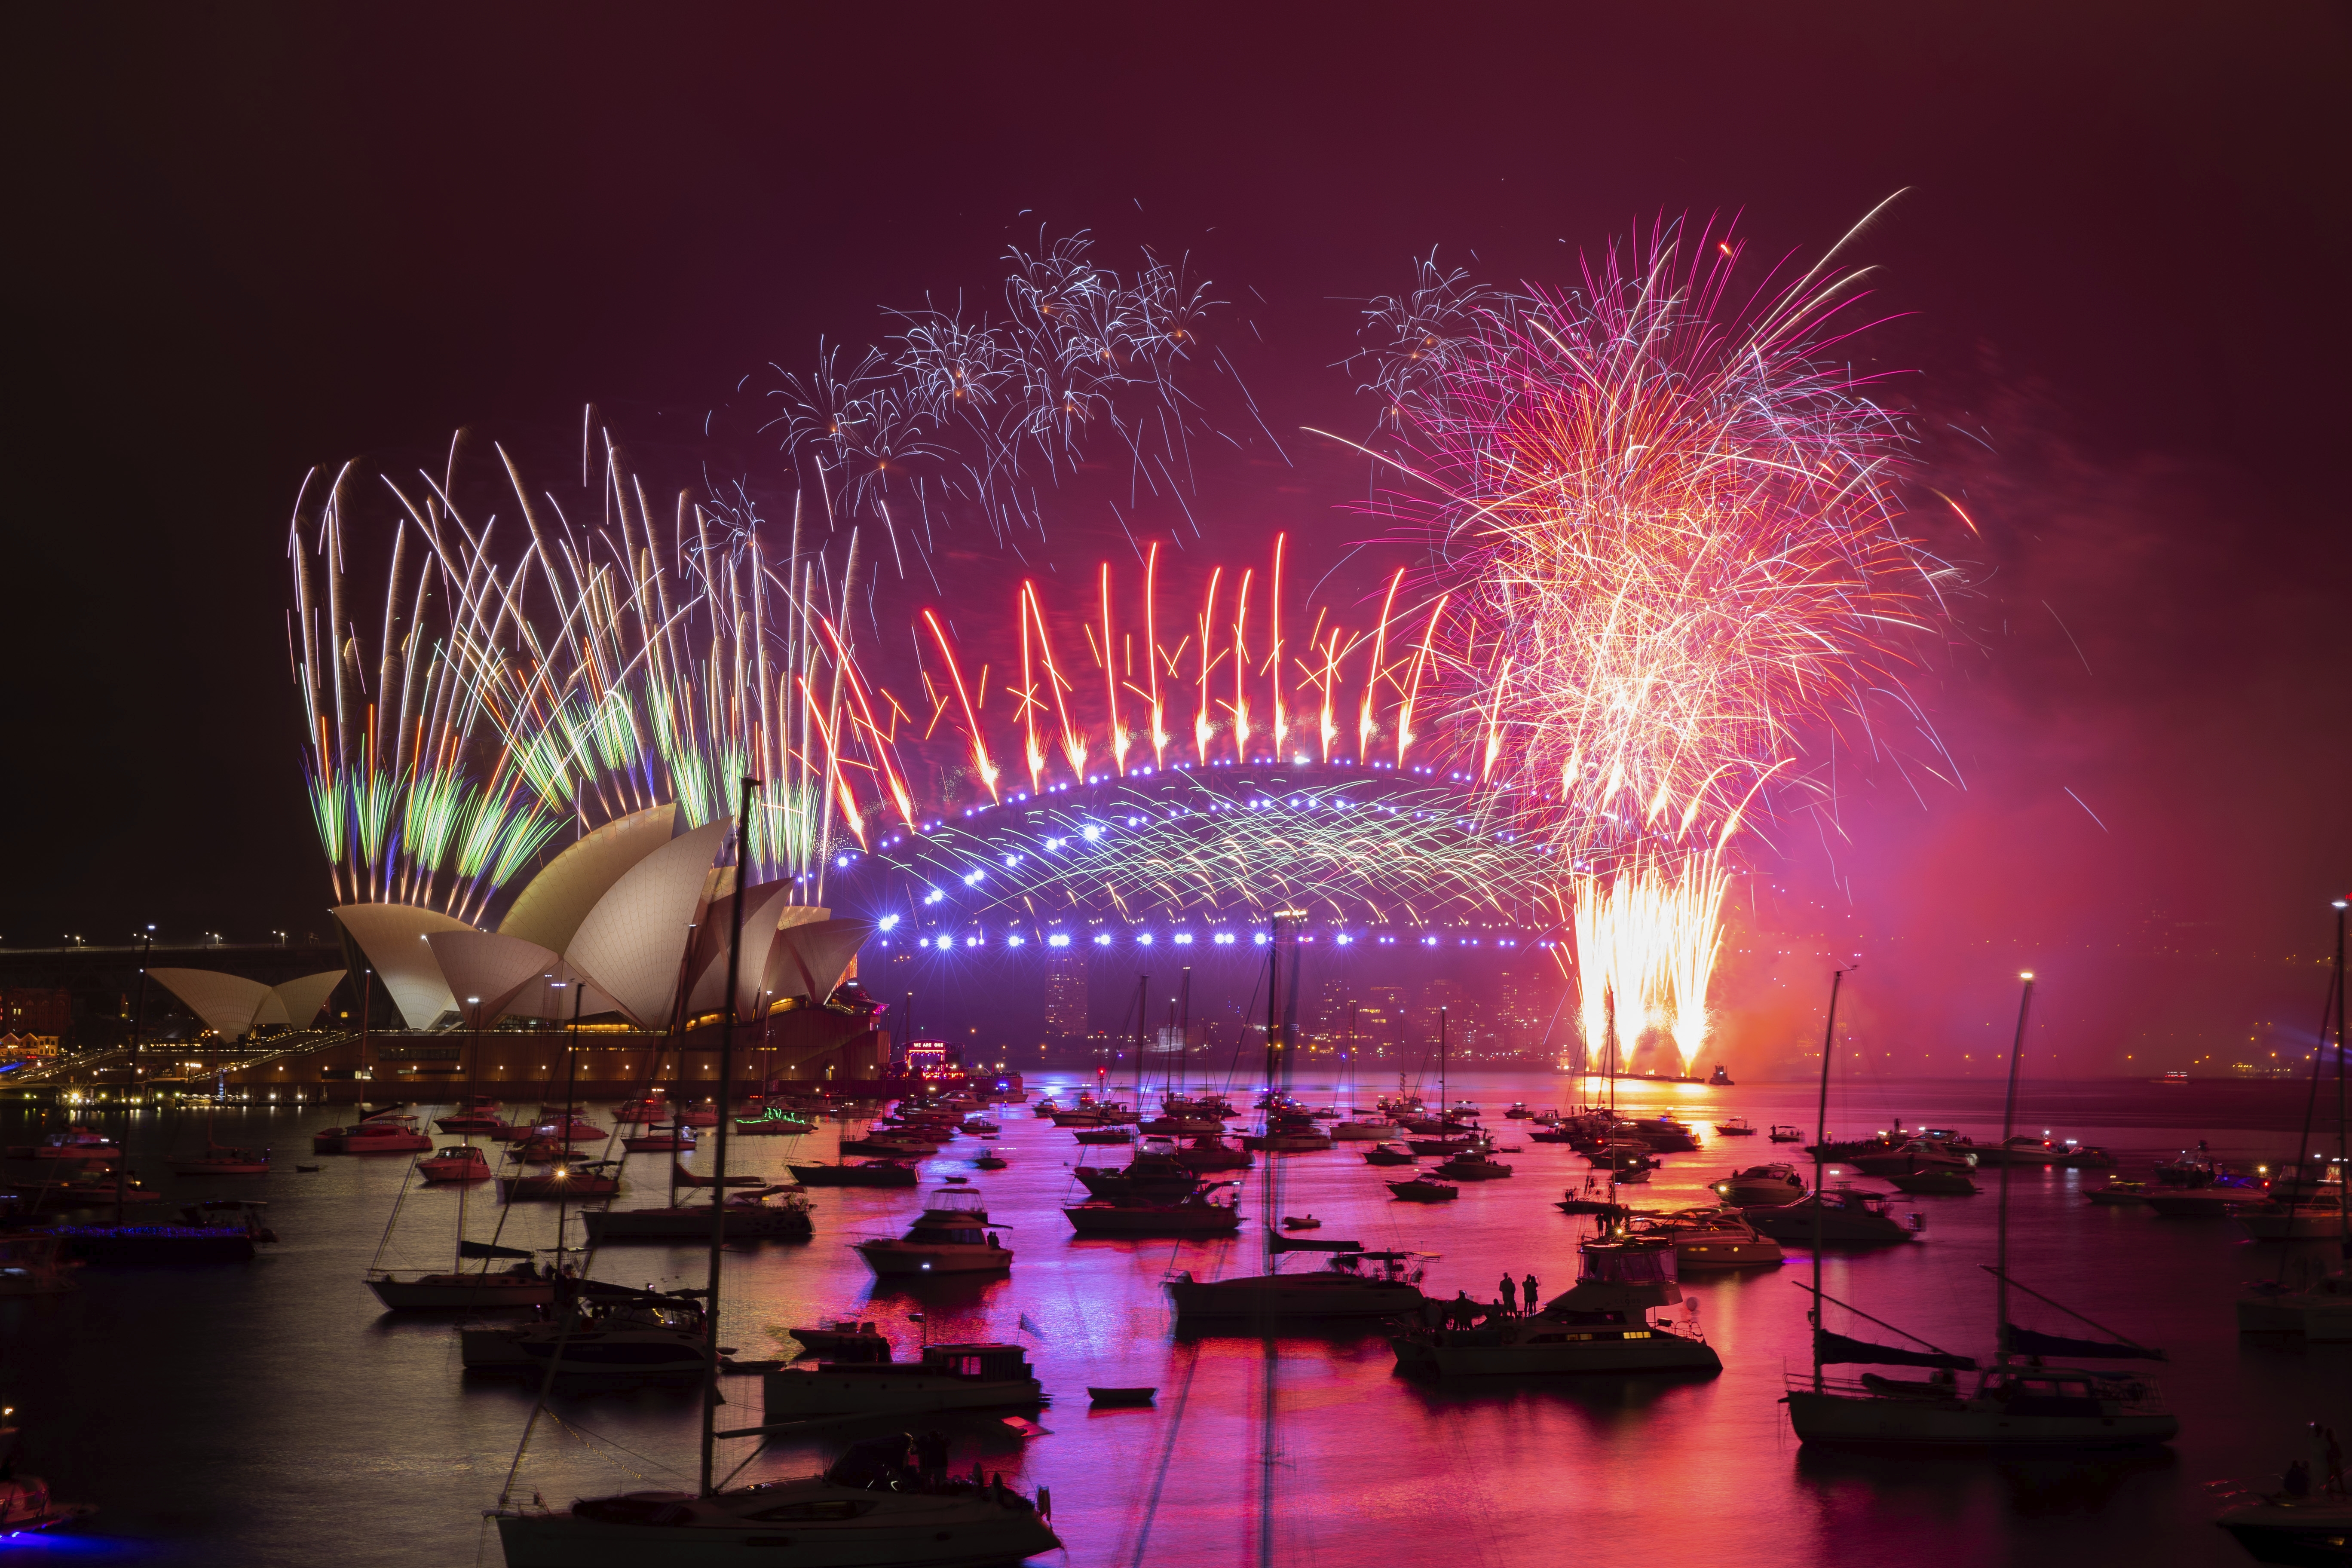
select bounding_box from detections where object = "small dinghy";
[1088,1386,1157,1407]
[1281,1215,1322,1230]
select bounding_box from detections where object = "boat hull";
[1784,1388,2178,1447]
[762,1369,1042,1421]
[1063,1206,1240,1236]
[370,1274,554,1310]
[1166,1272,1424,1323]
[583,1208,812,1241]
[854,1242,1010,1276]
[494,1499,1059,1568]
[1390,1333,1720,1377]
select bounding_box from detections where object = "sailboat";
[369,999,556,1312]
[487,780,1061,1567]
[1782,971,2179,1446]
[2235,899,2352,1339]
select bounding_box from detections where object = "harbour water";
[3,1072,2345,1567]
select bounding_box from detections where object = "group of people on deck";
[1421,1271,1544,1330]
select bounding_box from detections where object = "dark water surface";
[3,1072,2345,1568]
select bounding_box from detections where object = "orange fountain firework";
[1363,206,1952,1073]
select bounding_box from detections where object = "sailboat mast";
[1135,973,1149,1108]
[1178,967,1191,1102]
[1995,973,2037,1366]
[1811,967,1846,1393]
[702,775,757,1498]
[2334,898,2347,1259]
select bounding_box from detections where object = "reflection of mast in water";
[1256,910,1304,1566]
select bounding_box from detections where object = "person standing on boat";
[1499,1273,1518,1317]
[1523,1272,1540,1312]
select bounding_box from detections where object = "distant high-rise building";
[1044,949,1087,1041]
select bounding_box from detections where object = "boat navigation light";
[2018,971,2034,980]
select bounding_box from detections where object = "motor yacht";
[622,1124,695,1153]
[1363,1142,1417,1167]
[518,1111,609,1145]
[583,1187,814,1242]
[1853,1140,1977,1178]
[1139,1113,1225,1135]
[508,1295,714,1374]
[491,1460,1058,1567]
[1625,1208,1785,1270]
[1389,1233,1720,1377]
[1072,1126,1136,1147]
[1714,1118,1758,1136]
[1329,1117,1394,1141]
[1712,1166,1807,1207]
[1072,1148,1201,1203]
[1433,1148,1513,1181]
[169,1142,272,1177]
[1624,1117,1701,1153]
[788,1159,919,1187]
[1888,1168,1980,1195]
[782,1321,891,1361]
[1243,1109,1334,1152]
[4,1126,119,1162]
[1172,1135,1253,1172]
[2144,1182,2267,1217]
[499,1160,622,1201]
[732,1106,816,1137]
[1065,1185,1242,1236]
[416,1145,493,1183]
[1769,1125,1804,1142]
[761,1342,1041,1421]
[314,1115,432,1155]
[1166,1243,1428,1324]
[1388,1177,1458,1203]
[852,1188,1011,1276]
[1742,1185,1921,1244]
[2214,1491,2352,1567]
[368,1261,554,1310]
[840,1133,943,1158]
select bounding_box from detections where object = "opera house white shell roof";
[328,808,870,1031]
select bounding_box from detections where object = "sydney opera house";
[138,804,880,1099]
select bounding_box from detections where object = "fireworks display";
[285,213,1951,1073]
[1354,208,1956,1072]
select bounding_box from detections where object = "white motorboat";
[1628,1208,1785,1270]
[1710,1164,1806,1206]
[368,1262,554,1311]
[1167,1244,1428,1324]
[853,1188,1011,1276]
[1744,1185,1920,1244]
[1329,1118,1394,1141]
[761,1343,1041,1421]
[1389,1233,1720,1377]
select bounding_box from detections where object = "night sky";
[10,4,2346,1074]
